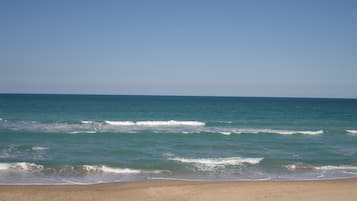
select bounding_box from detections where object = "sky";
[1,0,357,98]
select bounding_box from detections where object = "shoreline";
[1,175,356,185]
[1,178,357,201]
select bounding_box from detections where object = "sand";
[1,179,357,201]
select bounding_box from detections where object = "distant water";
[1,94,357,184]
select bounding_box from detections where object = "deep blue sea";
[1,94,357,184]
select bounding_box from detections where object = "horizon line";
[0,92,356,100]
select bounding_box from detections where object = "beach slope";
[1,179,357,201]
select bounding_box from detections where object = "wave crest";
[314,165,357,170]
[285,164,357,171]
[81,165,165,174]
[168,156,263,171]
[0,162,44,171]
[0,119,326,136]
[0,163,168,175]
[105,120,205,127]
[232,129,323,135]
[104,121,136,126]
[346,130,357,136]
[80,121,94,124]
[31,146,48,151]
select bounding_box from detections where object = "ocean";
[0,94,357,184]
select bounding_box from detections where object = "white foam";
[81,165,164,174]
[80,121,94,124]
[82,165,139,174]
[104,121,136,126]
[285,164,296,170]
[1,119,326,136]
[232,129,323,135]
[168,156,263,166]
[104,120,205,127]
[101,166,142,174]
[314,165,357,170]
[68,131,97,134]
[136,120,205,126]
[284,164,298,170]
[0,163,10,170]
[342,171,357,175]
[286,164,357,171]
[219,131,232,135]
[346,130,357,134]
[0,162,43,171]
[298,130,324,135]
[284,164,314,170]
[32,146,48,151]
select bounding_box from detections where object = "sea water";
[0,94,357,184]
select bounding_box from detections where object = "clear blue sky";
[1,0,356,98]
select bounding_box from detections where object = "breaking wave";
[168,155,263,171]
[169,156,263,165]
[104,120,205,126]
[229,129,323,135]
[314,165,357,170]
[81,165,165,174]
[179,129,323,135]
[346,130,357,135]
[68,131,97,134]
[285,164,357,171]
[0,119,206,133]
[0,162,167,175]
[0,119,325,135]
[0,162,44,171]
[80,121,94,124]
[31,146,48,151]
[346,130,357,133]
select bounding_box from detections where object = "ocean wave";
[346,130,357,134]
[314,165,357,170]
[0,162,44,171]
[180,129,324,135]
[0,120,206,133]
[0,163,168,175]
[346,130,357,135]
[104,121,136,126]
[285,164,314,171]
[168,156,263,171]
[82,165,141,174]
[285,164,357,171]
[80,121,94,124]
[31,146,48,151]
[68,131,97,134]
[81,165,165,174]
[231,129,323,135]
[218,121,233,124]
[169,156,263,165]
[180,128,324,135]
[105,120,205,127]
[218,131,232,135]
[0,119,326,136]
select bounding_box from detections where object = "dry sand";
[1,179,357,201]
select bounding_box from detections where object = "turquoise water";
[1,94,357,184]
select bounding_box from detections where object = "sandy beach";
[1,179,357,201]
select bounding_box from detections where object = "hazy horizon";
[1,93,357,100]
[1,1,357,98]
